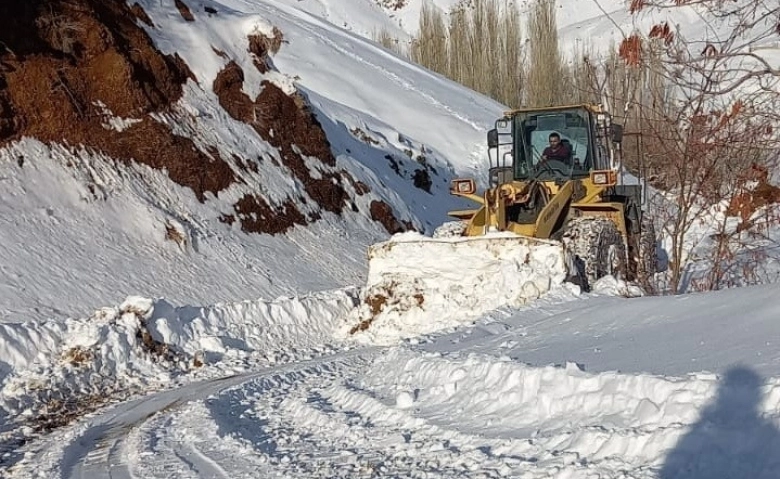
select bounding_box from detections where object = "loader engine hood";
[341,232,572,344]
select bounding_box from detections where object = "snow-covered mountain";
[0,0,506,322]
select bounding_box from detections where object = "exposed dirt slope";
[0,0,410,235]
[0,0,239,200]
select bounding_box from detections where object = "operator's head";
[548,132,561,147]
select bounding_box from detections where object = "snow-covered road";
[8,348,379,479]
[4,243,780,479]
[10,339,780,478]
[4,280,780,479]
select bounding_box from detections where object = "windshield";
[513,108,593,181]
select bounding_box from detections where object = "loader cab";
[487,104,620,186]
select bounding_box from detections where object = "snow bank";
[591,274,646,297]
[0,290,358,421]
[341,232,570,344]
[0,321,69,381]
[0,299,190,421]
[148,288,359,363]
[347,349,780,474]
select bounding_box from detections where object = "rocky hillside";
[0,0,411,235]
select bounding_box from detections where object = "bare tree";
[497,1,524,107]
[525,0,566,106]
[447,6,470,84]
[372,27,407,56]
[644,93,775,292]
[411,0,525,107]
[410,3,448,75]
[629,0,779,99]
[617,0,780,292]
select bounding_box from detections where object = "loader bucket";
[343,231,571,344]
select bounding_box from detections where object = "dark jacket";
[542,143,572,162]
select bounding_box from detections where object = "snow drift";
[0,289,358,432]
[346,348,780,477]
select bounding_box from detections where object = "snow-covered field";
[2,0,780,477]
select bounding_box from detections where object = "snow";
[7,284,780,477]
[592,274,646,297]
[423,283,780,378]
[647,188,780,293]
[343,232,572,344]
[0,289,357,422]
[1,0,780,477]
[0,138,380,322]
[0,0,506,321]
[93,101,143,132]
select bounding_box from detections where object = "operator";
[540,132,572,163]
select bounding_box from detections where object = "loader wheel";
[629,216,658,291]
[559,216,627,291]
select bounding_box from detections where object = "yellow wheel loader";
[350,104,657,338]
[444,103,656,289]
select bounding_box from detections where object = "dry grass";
[247,28,284,73]
[350,127,379,145]
[34,394,108,432]
[377,0,407,10]
[349,286,424,334]
[136,324,174,361]
[372,27,405,56]
[370,200,412,234]
[34,11,83,55]
[62,346,93,366]
[248,28,283,56]
[174,0,195,22]
[193,350,205,368]
[164,221,187,247]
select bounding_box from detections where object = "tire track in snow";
[6,348,379,479]
[9,344,706,479]
[126,355,376,478]
[125,413,232,479]
[138,356,671,478]
[178,353,668,478]
[185,355,521,478]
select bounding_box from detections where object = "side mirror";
[487,128,499,148]
[611,124,624,144]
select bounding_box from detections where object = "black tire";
[629,215,658,290]
[559,216,627,291]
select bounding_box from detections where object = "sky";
[1,0,780,477]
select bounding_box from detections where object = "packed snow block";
[346,232,568,343]
[147,288,360,361]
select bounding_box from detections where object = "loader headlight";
[450,178,476,195]
[590,170,617,186]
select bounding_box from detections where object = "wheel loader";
[444,103,656,289]
[349,104,657,337]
